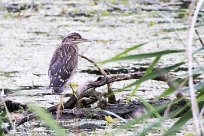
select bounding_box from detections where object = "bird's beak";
[79,38,91,43]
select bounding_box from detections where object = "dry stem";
[187,0,204,135]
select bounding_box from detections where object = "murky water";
[0,0,203,135]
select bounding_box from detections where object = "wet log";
[3,94,190,134]
[58,97,191,120]
[0,100,27,112]
[3,71,171,133]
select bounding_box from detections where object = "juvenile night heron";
[48,32,89,94]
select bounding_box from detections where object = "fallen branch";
[4,71,170,133]
[1,100,27,112]
[76,72,169,98]
[53,98,190,120]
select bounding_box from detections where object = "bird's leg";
[60,94,65,109]
[69,83,78,99]
[56,94,65,120]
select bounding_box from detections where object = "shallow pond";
[0,0,203,135]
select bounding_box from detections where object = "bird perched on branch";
[48,32,89,94]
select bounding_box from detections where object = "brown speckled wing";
[48,43,78,92]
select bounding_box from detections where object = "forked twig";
[79,54,116,103]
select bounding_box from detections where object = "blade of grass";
[28,103,67,136]
[193,46,204,55]
[158,78,188,98]
[198,91,204,101]
[116,62,184,94]
[163,101,204,136]
[113,43,147,58]
[138,118,164,136]
[145,56,161,74]
[128,57,161,119]
[113,37,169,58]
[120,97,184,129]
[99,50,184,64]
[99,37,169,65]
[175,67,203,79]
[135,99,193,136]
[159,73,201,98]
[181,81,204,93]
[130,56,161,97]
[120,105,165,130]
[159,86,175,98]
[137,95,161,118]
[130,62,184,86]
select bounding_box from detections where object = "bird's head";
[62,32,90,44]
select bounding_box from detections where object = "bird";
[48,32,89,94]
